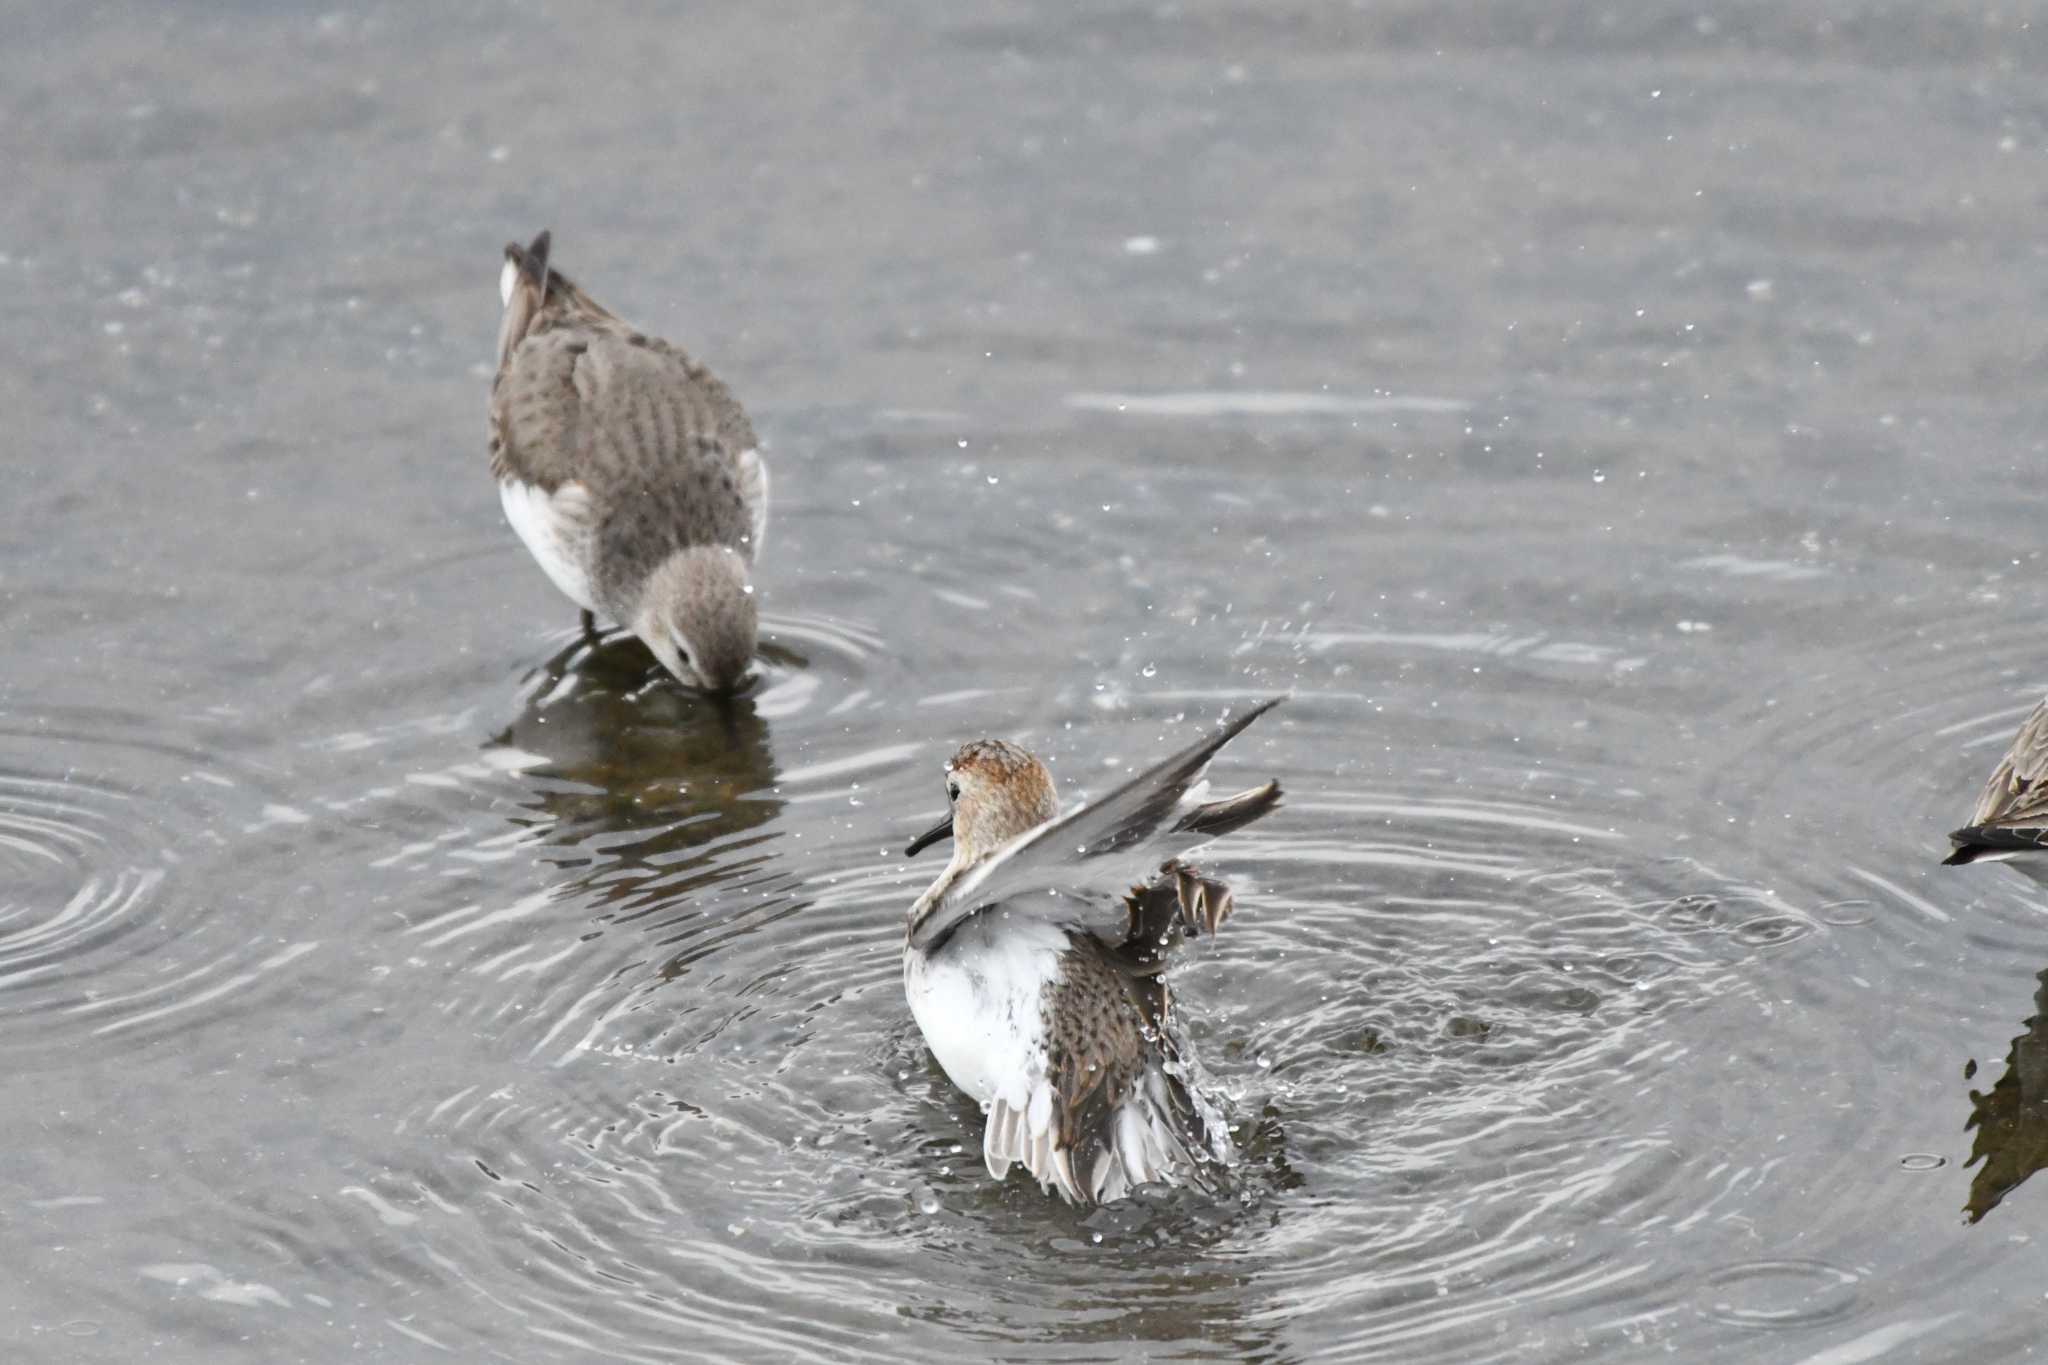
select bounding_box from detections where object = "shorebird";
[1945,695,2048,882]
[489,230,766,692]
[901,698,1283,1204]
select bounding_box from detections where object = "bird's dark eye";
[946,781,961,802]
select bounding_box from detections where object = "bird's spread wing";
[909,697,1283,953]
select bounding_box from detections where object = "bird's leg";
[579,609,600,642]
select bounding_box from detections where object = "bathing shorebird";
[489,230,766,692]
[901,699,1283,1204]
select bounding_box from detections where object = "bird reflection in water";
[1963,968,2048,1222]
[487,632,787,975]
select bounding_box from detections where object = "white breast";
[903,915,1066,1113]
[499,478,599,614]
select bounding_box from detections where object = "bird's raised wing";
[909,697,1283,953]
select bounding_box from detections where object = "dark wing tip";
[503,230,554,290]
[1172,778,1282,839]
[1174,696,1284,785]
[1199,694,1285,765]
[1225,695,1285,737]
[1944,824,2048,864]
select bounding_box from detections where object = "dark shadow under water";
[490,631,787,968]
[1964,964,2048,1223]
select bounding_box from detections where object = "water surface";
[6,2,2048,1360]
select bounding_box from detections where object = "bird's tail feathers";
[495,229,554,366]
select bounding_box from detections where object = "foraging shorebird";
[1946,696,2048,881]
[489,230,767,692]
[901,699,1284,1204]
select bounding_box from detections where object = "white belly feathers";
[903,916,1066,1113]
[499,478,599,614]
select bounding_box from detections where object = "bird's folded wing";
[1965,696,2048,830]
[494,330,755,491]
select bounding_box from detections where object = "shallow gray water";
[7,2,2048,1360]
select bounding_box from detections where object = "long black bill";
[904,813,954,857]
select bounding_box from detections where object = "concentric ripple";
[0,711,321,1063]
[210,659,1864,1364]
[19,2,2048,1358]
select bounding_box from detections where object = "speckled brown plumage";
[1965,697,2048,831]
[489,235,759,569]
[1043,934,1200,1182]
[485,230,767,692]
[1947,696,2048,866]
[1034,859,1241,1184]
[902,702,1285,1204]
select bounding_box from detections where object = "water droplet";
[1140,663,1157,678]
[916,1189,942,1215]
[1090,1231,1104,1244]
